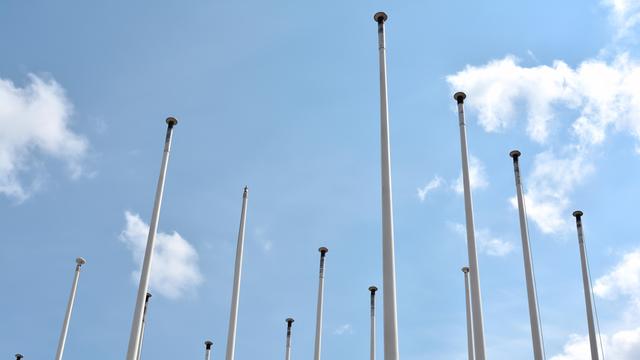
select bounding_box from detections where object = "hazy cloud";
[417,175,444,202]
[449,222,514,257]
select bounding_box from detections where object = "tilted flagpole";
[573,211,600,360]
[225,186,249,360]
[313,247,329,360]
[510,150,545,359]
[453,92,486,360]
[374,11,400,360]
[126,117,178,360]
[205,340,213,360]
[55,257,86,360]
[136,293,152,360]
[285,318,294,360]
[369,286,378,360]
[461,267,474,360]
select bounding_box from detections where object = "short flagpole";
[54,257,86,360]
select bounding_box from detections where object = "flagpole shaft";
[285,318,294,360]
[573,211,599,360]
[462,267,474,360]
[55,258,85,360]
[510,151,544,359]
[205,341,213,360]
[225,187,249,360]
[313,248,328,360]
[454,93,486,360]
[125,117,178,360]
[374,12,400,360]
[369,286,378,360]
[136,293,152,360]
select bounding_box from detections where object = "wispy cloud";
[120,211,204,299]
[0,74,88,201]
[333,323,354,336]
[254,227,273,252]
[417,175,444,202]
[452,155,489,194]
[449,222,514,257]
[594,248,640,310]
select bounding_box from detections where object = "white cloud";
[452,156,489,194]
[254,227,273,252]
[550,328,640,360]
[0,74,88,200]
[120,211,203,299]
[417,175,444,202]
[448,222,514,257]
[603,0,640,37]
[594,248,640,309]
[333,323,354,335]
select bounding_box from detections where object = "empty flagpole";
[510,150,545,359]
[573,211,600,360]
[126,117,178,360]
[55,257,86,360]
[136,293,152,360]
[313,247,329,360]
[369,286,378,360]
[453,92,486,360]
[462,267,474,360]
[374,11,400,360]
[225,186,249,360]
[205,340,213,360]
[285,318,294,360]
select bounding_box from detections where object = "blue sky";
[2,0,640,359]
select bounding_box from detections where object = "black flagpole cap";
[454,92,467,104]
[374,12,388,23]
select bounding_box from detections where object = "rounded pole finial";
[145,292,152,300]
[15,355,24,360]
[205,340,213,349]
[75,257,86,266]
[573,210,584,218]
[509,150,521,159]
[374,12,388,23]
[461,266,470,273]
[318,246,329,254]
[454,92,467,104]
[369,285,378,293]
[166,117,178,126]
[286,317,295,325]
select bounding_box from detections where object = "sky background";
[2,0,640,359]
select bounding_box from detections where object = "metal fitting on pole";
[369,286,378,360]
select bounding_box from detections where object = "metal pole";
[55,257,86,360]
[369,286,378,360]
[285,318,294,360]
[205,340,213,360]
[374,11,400,360]
[136,293,152,360]
[453,92,486,360]
[573,211,599,360]
[225,187,249,360]
[15,355,23,360]
[462,267,474,360]
[126,117,178,360]
[313,247,329,360]
[510,150,545,360]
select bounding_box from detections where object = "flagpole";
[225,187,249,360]
[125,117,178,360]
[453,92,486,360]
[510,150,545,359]
[136,293,152,360]
[55,257,86,360]
[374,11,400,360]
[205,340,213,360]
[369,286,378,360]
[285,318,294,360]
[15,354,23,360]
[313,247,329,360]
[573,211,600,360]
[461,267,474,360]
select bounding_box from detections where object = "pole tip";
[205,340,213,349]
[15,355,23,360]
[453,92,467,104]
[286,317,295,324]
[76,257,86,266]
[368,285,378,293]
[318,246,328,254]
[509,150,521,159]
[374,12,388,23]
[461,266,470,273]
[243,185,249,193]
[145,292,152,299]
[573,210,584,218]
[166,117,178,126]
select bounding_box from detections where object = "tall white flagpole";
[374,11,400,360]
[369,286,378,360]
[136,293,152,360]
[126,117,178,360]
[225,186,249,360]
[54,257,86,360]
[453,92,486,360]
[573,211,600,360]
[461,267,474,360]
[205,340,213,360]
[313,247,329,360]
[510,150,545,359]
[285,318,294,360]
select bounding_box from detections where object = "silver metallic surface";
[313,247,329,360]
[54,257,86,360]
